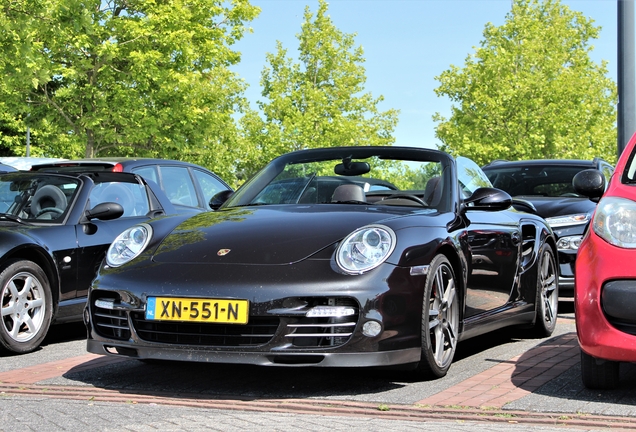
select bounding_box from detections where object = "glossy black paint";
[482,158,614,296]
[0,171,175,324]
[86,147,558,372]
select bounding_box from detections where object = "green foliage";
[0,0,259,185]
[239,0,399,179]
[0,79,75,157]
[433,0,618,165]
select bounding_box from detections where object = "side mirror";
[573,169,605,201]
[464,187,512,211]
[85,202,124,221]
[209,190,234,210]
[511,197,537,214]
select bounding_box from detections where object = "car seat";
[331,184,366,203]
[31,185,67,218]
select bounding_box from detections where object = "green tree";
[0,0,259,185]
[0,80,78,157]
[239,0,399,179]
[433,0,617,165]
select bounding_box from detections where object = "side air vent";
[91,294,131,341]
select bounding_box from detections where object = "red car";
[573,133,636,389]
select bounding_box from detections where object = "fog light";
[95,298,115,310]
[362,321,382,337]
[306,306,356,317]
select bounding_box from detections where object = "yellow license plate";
[145,297,249,324]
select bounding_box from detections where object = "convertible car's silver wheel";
[531,244,558,338]
[416,254,460,378]
[0,260,53,354]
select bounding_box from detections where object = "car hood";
[151,205,426,265]
[514,196,597,218]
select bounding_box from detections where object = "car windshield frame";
[223,146,458,212]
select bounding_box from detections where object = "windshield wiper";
[327,200,368,205]
[232,202,272,208]
[0,213,28,224]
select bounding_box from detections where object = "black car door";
[456,156,521,318]
[463,213,520,317]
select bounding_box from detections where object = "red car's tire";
[580,350,620,390]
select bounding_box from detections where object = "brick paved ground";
[0,331,635,430]
[417,333,580,409]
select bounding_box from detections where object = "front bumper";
[575,234,636,362]
[557,250,576,297]
[85,260,426,368]
[86,339,421,367]
[554,225,585,298]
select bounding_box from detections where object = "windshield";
[484,164,587,197]
[0,174,80,222]
[225,148,453,212]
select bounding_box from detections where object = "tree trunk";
[85,129,95,158]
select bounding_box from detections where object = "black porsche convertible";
[86,147,559,378]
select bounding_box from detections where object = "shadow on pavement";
[61,324,525,400]
[60,302,626,407]
[42,322,87,347]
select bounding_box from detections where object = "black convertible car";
[0,170,175,354]
[86,147,558,378]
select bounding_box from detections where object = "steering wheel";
[36,207,64,218]
[381,194,428,206]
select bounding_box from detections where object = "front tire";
[415,254,460,378]
[531,244,558,338]
[580,351,620,389]
[0,260,53,354]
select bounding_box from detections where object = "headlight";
[592,197,636,248]
[106,223,153,267]
[336,225,396,274]
[556,235,583,251]
[545,213,590,228]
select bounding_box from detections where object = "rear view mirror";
[334,162,370,176]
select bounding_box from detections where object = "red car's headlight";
[592,197,636,248]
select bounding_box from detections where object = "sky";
[231,0,621,149]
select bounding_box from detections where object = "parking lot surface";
[0,305,635,431]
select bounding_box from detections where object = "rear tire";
[0,260,53,354]
[415,254,459,378]
[580,350,620,389]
